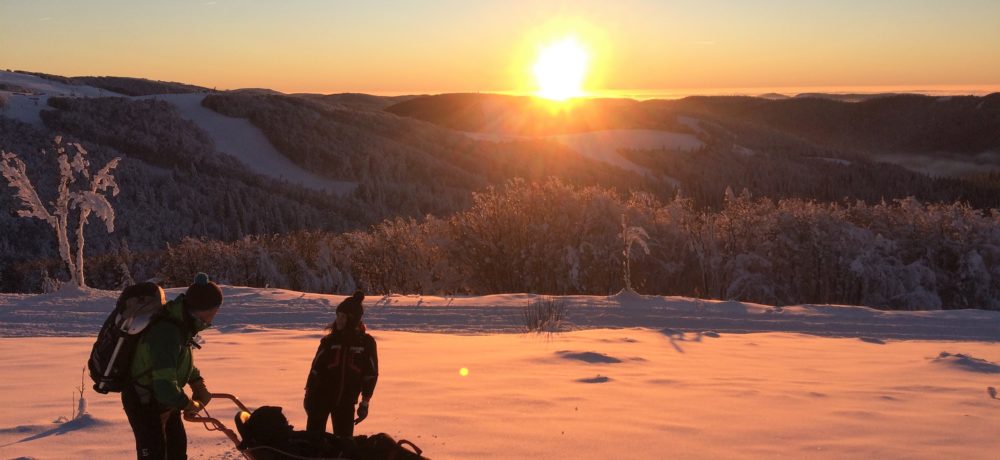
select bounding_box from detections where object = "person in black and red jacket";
[304,290,379,438]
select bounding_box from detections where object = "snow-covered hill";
[0,71,355,194]
[0,70,121,125]
[137,94,356,195]
[468,128,702,178]
[1,70,699,191]
[0,287,998,459]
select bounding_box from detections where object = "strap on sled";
[183,393,248,455]
[395,438,423,457]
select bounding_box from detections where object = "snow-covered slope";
[0,287,998,459]
[0,71,356,194]
[137,94,357,195]
[552,129,702,175]
[0,70,120,125]
[0,71,110,97]
[469,128,702,179]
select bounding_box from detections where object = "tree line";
[149,179,999,311]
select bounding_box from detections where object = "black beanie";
[336,290,365,319]
[185,272,223,311]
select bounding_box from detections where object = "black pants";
[306,404,356,438]
[122,387,187,460]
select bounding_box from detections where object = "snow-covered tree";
[0,137,120,288]
[621,213,650,294]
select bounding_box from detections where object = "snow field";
[2,326,999,459]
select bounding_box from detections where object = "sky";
[2,0,999,96]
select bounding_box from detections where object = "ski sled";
[184,393,427,460]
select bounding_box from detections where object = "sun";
[533,37,589,101]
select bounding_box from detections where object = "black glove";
[183,399,203,416]
[354,400,369,424]
[189,378,212,407]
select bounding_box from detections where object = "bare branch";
[0,151,56,226]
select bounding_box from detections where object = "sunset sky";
[2,0,999,97]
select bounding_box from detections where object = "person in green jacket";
[123,273,223,460]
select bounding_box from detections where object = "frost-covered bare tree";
[0,137,120,288]
[621,213,650,294]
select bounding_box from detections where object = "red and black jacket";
[304,327,378,410]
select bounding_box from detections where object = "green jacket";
[130,295,207,409]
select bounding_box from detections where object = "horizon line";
[3,70,998,100]
[290,84,1000,100]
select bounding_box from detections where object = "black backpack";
[88,282,167,394]
[355,433,426,460]
[236,406,354,459]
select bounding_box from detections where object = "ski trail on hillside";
[138,94,357,195]
[553,129,702,176]
[0,70,120,126]
[467,129,700,182]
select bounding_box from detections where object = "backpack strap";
[127,311,190,391]
[127,313,167,391]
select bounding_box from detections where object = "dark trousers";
[306,404,356,438]
[122,387,187,460]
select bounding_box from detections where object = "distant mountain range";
[386,92,1000,154]
[2,70,999,292]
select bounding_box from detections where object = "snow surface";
[812,157,853,166]
[136,94,357,195]
[0,70,121,126]
[1,287,999,459]
[552,129,702,175]
[468,128,701,180]
[874,152,1000,178]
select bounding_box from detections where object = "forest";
[152,179,1000,310]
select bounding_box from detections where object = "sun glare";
[533,37,589,101]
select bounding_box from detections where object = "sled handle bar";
[206,393,250,412]
[183,392,250,423]
[183,393,249,451]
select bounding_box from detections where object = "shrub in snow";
[41,269,60,293]
[0,136,120,288]
[523,296,567,333]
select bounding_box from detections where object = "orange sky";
[2,0,999,96]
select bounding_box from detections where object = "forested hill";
[11,70,214,96]
[387,92,1000,154]
[1,71,999,304]
[384,93,679,135]
[657,93,1000,154]
[0,73,655,291]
